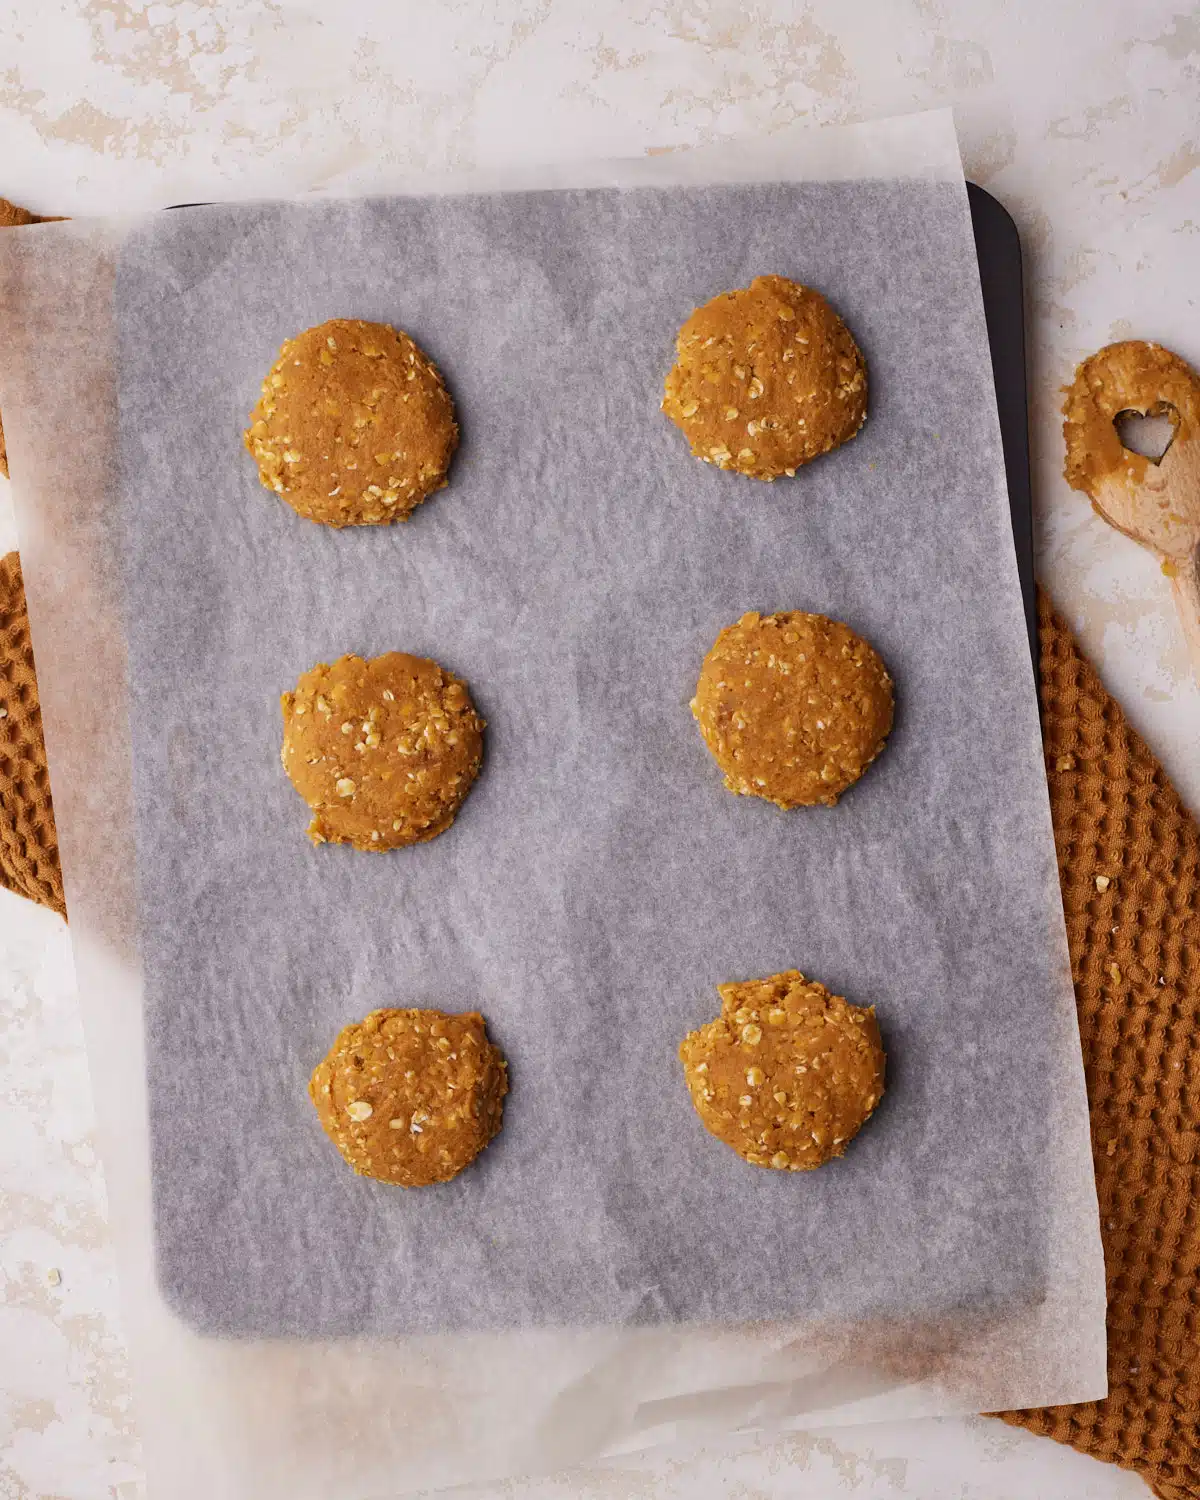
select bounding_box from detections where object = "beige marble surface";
[1,2,1196,1496]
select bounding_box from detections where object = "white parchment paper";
[0,111,1105,1498]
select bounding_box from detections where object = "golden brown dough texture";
[692,610,893,808]
[244,318,458,526]
[281,651,484,851]
[0,198,64,227]
[680,969,885,1171]
[310,1008,507,1186]
[662,275,867,480]
[1062,339,1200,506]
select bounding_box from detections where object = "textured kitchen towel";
[997,588,1200,1500]
[0,550,64,916]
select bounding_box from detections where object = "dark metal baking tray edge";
[968,182,1037,671]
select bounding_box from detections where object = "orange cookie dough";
[310,1008,508,1186]
[680,970,885,1171]
[692,610,893,808]
[662,275,867,480]
[281,651,484,850]
[244,318,458,526]
[0,198,64,228]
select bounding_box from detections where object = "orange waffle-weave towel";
[0,551,64,915]
[996,589,1200,1500]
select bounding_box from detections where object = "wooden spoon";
[1063,339,1200,679]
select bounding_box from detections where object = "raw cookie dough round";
[244,317,458,526]
[310,1008,508,1186]
[662,275,867,480]
[692,610,893,808]
[679,970,885,1171]
[281,651,484,850]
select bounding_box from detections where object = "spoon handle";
[1170,547,1200,684]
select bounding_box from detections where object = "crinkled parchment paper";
[0,111,1105,1498]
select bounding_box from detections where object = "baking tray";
[0,120,1105,1496]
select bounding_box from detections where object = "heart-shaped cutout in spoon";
[1064,340,1200,679]
[1113,402,1180,465]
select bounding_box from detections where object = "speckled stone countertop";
[0,3,1195,1496]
